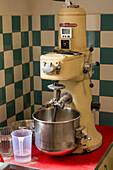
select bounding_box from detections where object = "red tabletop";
[5,125,113,170]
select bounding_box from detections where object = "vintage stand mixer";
[33,0,102,155]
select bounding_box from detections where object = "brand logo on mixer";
[59,23,77,27]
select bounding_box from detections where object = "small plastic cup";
[0,126,13,157]
[11,129,32,163]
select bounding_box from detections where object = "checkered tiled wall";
[0,15,34,127]
[0,14,113,127]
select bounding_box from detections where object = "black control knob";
[91,101,100,110]
[89,83,94,88]
[89,47,94,52]
[83,69,88,74]
[95,61,100,66]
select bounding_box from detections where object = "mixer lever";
[83,47,94,88]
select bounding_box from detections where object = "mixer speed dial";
[42,62,61,74]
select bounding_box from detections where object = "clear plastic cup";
[11,129,32,163]
[0,127,13,157]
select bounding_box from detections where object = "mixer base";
[72,134,102,154]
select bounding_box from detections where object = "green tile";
[34,91,42,105]
[30,76,34,91]
[91,65,100,80]
[92,95,99,102]
[3,33,12,51]
[28,16,32,31]
[0,87,6,106]
[29,47,33,61]
[99,112,113,126]
[100,48,113,64]
[13,49,22,66]
[7,100,15,119]
[0,16,2,33]
[42,79,53,91]
[31,105,34,114]
[0,120,7,127]
[32,31,41,46]
[41,46,54,55]
[21,32,29,48]
[24,93,31,109]
[22,63,30,79]
[0,52,4,70]
[5,67,14,86]
[100,80,113,97]
[12,16,20,32]
[101,14,113,31]
[15,80,23,98]
[86,31,100,47]
[41,15,54,31]
[16,111,24,121]
[33,61,40,76]
[55,31,58,46]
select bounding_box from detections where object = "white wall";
[0,0,32,15]
[1,0,113,16]
[30,0,113,15]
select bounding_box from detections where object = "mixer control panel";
[61,27,72,38]
[61,40,70,49]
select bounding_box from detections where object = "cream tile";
[93,110,99,125]
[29,31,32,46]
[100,96,113,113]
[34,76,42,91]
[34,105,42,112]
[14,65,22,82]
[55,14,58,30]
[30,62,33,77]
[3,16,12,33]
[15,96,23,114]
[42,91,53,105]
[0,70,5,88]
[4,50,13,69]
[0,104,7,123]
[22,47,29,64]
[12,32,21,49]
[41,31,55,46]
[31,91,34,106]
[33,46,41,61]
[24,107,31,119]
[91,80,99,96]
[86,14,100,31]
[92,48,100,63]
[7,115,16,126]
[6,84,15,102]
[32,16,40,30]
[23,78,30,95]
[101,31,113,47]
[21,16,28,32]
[100,64,113,81]
[0,34,3,52]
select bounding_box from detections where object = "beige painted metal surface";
[58,7,86,50]
[95,143,113,170]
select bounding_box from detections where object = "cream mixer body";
[38,5,102,154]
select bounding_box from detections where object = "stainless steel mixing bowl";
[32,107,81,156]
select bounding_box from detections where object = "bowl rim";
[32,107,81,124]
